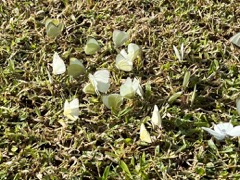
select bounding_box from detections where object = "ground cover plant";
[1,0,240,179]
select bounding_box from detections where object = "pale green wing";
[94,69,110,84]
[108,94,123,111]
[84,38,100,55]
[67,58,85,77]
[113,30,129,47]
[227,126,240,137]
[102,95,110,109]
[127,43,140,61]
[116,53,133,72]
[120,78,135,98]
[102,94,123,111]
[120,85,135,99]
[173,45,181,61]
[140,123,152,143]
[83,83,96,94]
[45,18,53,29]
[46,19,64,38]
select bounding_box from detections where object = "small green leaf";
[11,146,18,152]
[168,91,182,103]
[182,71,190,89]
[190,84,197,107]
[101,166,110,180]
[145,81,152,98]
[119,160,132,179]
[195,167,205,176]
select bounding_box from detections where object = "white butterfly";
[115,43,140,72]
[140,123,152,143]
[151,105,162,128]
[202,122,240,140]
[113,30,129,47]
[230,32,240,47]
[45,19,64,38]
[173,43,184,61]
[120,77,143,99]
[89,69,110,95]
[52,52,66,75]
[102,94,123,112]
[63,98,79,121]
[116,49,133,72]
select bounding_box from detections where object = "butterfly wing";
[69,98,79,119]
[180,43,184,60]
[108,94,123,111]
[93,70,110,93]
[214,123,233,134]
[64,100,74,120]
[132,78,143,98]
[113,30,129,47]
[46,21,63,38]
[67,58,85,77]
[102,95,110,109]
[94,69,110,84]
[116,53,133,72]
[70,98,79,109]
[97,81,110,93]
[140,124,152,143]
[151,105,161,128]
[83,83,95,94]
[120,78,135,98]
[127,43,140,61]
[84,38,100,55]
[52,52,66,75]
[227,126,240,137]
[64,99,79,121]
[202,127,225,140]
[89,73,99,95]
[230,32,240,47]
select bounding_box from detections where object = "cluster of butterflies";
[46,20,160,143]
[201,33,240,140]
[48,17,240,142]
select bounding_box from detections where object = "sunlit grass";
[1,0,240,179]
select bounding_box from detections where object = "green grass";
[1,0,240,179]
